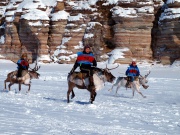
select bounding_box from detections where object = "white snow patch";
[84,33,94,39]
[68,13,83,21]
[51,10,69,21]
[111,7,137,18]
[0,35,5,44]
[159,8,180,21]
[21,9,49,20]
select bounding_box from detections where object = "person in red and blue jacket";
[17,53,29,78]
[125,61,140,87]
[69,45,97,88]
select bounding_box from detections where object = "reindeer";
[67,65,118,104]
[4,63,40,93]
[109,71,151,98]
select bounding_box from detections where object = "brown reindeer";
[67,65,118,104]
[4,63,40,93]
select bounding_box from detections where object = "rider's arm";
[70,61,79,73]
[92,59,97,67]
[125,68,130,76]
[136,67,140,76]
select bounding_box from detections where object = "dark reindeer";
[4,63,40,93]
[109,71,151,98]
[67,65,118,104]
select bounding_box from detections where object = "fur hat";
[84,45,91,51]
[132,61,136,64]
[21,53,27,58]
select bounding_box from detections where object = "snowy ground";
[0,60,180,135]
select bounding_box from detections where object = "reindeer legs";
[27,84,31,92]
[115,84,121,95]
[135,90,146,98]
[67,85,74,103]
[67,89,71,103]
[132,89,135,97]
[108,84,114,91]
[67,89,75,103]
[132,82,146,98]
[139,92,146,98]
[67,81,76,103]
[90,89,96,104]
[19,83,21,91]
[92,91,97,102]
[4,80,7,90]
[4,78,11,90]
[71,90,75,99]
[8,83,14,91]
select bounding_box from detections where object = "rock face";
[0,0,179,64]
[0,0,50,63]
[152,0,180,64]
[110,0,155,63]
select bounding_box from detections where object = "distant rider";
[125,61,140,88]
[17,53,29,79]
[125,61,148,89]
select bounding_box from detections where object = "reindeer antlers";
[106,64,119,70]
[29,60,40,71]
[140,71,151,78]
[145,71,151,78]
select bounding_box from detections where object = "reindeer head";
[102,68,115,83]
[29,61,40,79]
[29,71,40,79]
[139,71,151,85]
[102,64,119,83]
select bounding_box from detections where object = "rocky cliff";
[152,0,180,64]
[0,0,179,64]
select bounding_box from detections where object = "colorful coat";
[71,51,97,72]
[17,59,29,70]
[76,51,95,66]
[126,64,140,77]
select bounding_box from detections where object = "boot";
[17,69,22,81]
[142,85,149,89]
[89,76,95,89]
[17,69,22,78]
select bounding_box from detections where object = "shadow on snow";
[103,93,132,99]
[75,100,90,105]
[43,97,91,105]
[43,97,67,103]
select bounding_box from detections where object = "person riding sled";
[69,45,97,89]
[17,53,29,80]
